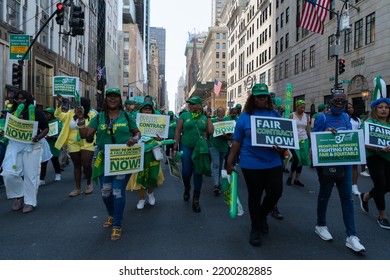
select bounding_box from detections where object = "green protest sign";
[52,76,80,98]
[364,122,390,148]
[310,130,366,166]
[284,84,292,118]
[136,113,169,138]
[104,144,144,176]
[250,116,299,149]
[213,120,236,137]
[48,122,59,137]
[167,157,182,181]
[4,113,38,143]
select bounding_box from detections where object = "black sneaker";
[213,186,221,196]
[377,218,390,230]
[286,177,292,185]
[294,180,305,187]
[260,216,269,234]
[249,230,262,247]
[183,187,190,201]
[359,193,369,213]
[270,207,284,220]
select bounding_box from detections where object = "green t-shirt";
[179,112,207,148]
[88,111,138,150]
[209,117,229,152]
[168,118,177,139]
[363,119,390,161]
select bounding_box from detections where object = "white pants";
[2,142,43,207]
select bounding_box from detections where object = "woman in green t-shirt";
[172,96,214,213]
[77,88,141,241]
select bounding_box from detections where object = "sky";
[150,0,212,110]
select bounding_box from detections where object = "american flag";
[299,0,330,35]
[214,79,222,96]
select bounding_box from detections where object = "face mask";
[330,106,345,116]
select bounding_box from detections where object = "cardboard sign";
[48,122,59,137]
[213,120,236,137]
[250,116,299,149]
[104,144,144,176]
[4,113,38,144]
[167,157,182,181]
[310,130,366,166]
[136,113,169,138]
[52,76,80,98]
[364,122,390,148]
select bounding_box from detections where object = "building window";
[284,60,289,79]
[310,45,315,68]
[366,12,375,45]
[275,41,278,55]
[294,53,299,74]
[301,49,307,71]
[222,33,226,39]
[286,7,289,24]
[285,33,289,49]
[7,0,20,27]
[328,34,335,59]
[281,12,284,28]
[354,19,363,49]
[216,43,220,49]
[216,52,220,58]
[268,69,271,85]
[238,85,242,97]
[279,63,283,80]
[216,71,220,78]
[216,62,220,68]
[344,27,352,53]
[274,66,278,83]
[216,33,220,39]
[260,72,266,84]
[222,43,226,49]
[222,71,226,78]
[276,17,279,32]
[280,37,284,52]
[222,62,225,68]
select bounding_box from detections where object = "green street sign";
[329,77,351,84]
[10,34,30,60]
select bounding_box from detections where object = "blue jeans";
[209,147,226,186]
[316,166,356,236]
[181,145,203,192]
[99,173,131,227]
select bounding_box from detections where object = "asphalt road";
[0,158,389,260]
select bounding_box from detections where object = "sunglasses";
[14,98,26,103]
[331,98,348,105]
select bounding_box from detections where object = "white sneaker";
[136,199,146,209]
[55,174,61,181]
[346,236,366,253]
[352,184,360,195]
[39,180,45,186]
[315,226,333,241]
[147,192,156,206]
[360,171,370,177]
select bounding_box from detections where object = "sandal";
[111,227,122,241]
[103,216,113,228]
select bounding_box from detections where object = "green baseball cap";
[252,83,270,96]
[187,96,203,105]
[43,107,55,114]
[318,103,325,111]
[235,104,242,109]
[105,88,121,97]
[125,99,135,105]
[168,111,174,116]
[140,101,155,112]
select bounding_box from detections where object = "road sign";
[329,77,351,84]
[330,88,344,94]
[10,34,30,60]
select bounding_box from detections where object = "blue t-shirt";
[312,112,351,132]
[233,109,282,169]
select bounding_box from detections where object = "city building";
[224,0,389,116]
[150,26,166,108]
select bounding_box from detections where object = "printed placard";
[4,113,38,143]
[364,122,390,148]
[213,120,236,137]
[48,122,59,137]
[104,144,144,176]
[310,130,366,166]
[250,116,299,149]
[52,76,80,98]
[136,113,169,138]
[167,157,182,181]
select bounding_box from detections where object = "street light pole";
[127,80,145,100]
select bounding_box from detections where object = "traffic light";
[338,58,346,75]
[69,5,85,36]
[55,3,65,25]
[12,63,23,86]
